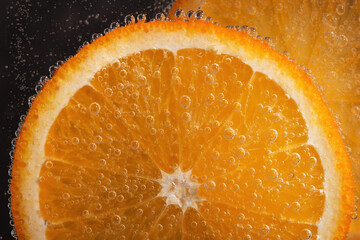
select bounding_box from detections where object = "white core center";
[157,168,203,212]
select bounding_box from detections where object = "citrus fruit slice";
[169,0,360,234]
[11,18,353,239]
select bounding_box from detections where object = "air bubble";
[112,215,121,225]
[117,194,125,202]
[171,67,179,75]
[137,75,147,85]
[130,140,140,150]
[174,9,186,19]
[275,3,283,11]
[95,135,103,143]
[93,203,101,211]
[111,60,121,69]
[337,34,348,47]
[266,129,278,141]
[233,102,241,111]
[136,208,143,216]
[98,159,107,166]
[211,63,219,73]
[114,110,122,119]
[323,13,338,28]
[62,192,70,199]
[233,184,240,191]
[137,13,146,22]
[267,168,278,180]
[290,153,301,165]
[237,135,246,143]
[227,156,236,165]
[220,99,228,107]
[179,95,191,108]
[191,221,198,228]
[291,201,301,211]
[82,210,90,217]
[104,88,113,97]
[223,127,235,140]
[146,115,155,125]
[181,112,191,122]
[255,179,262,187]
[219,183,227,191]
[89,102,101,115]
[204,127,211,134]
[211,150,220,159]
[108,191,116,200]
[309,156,317,166]
[205,74,215,84]
[325,31,337,46]
[155,13,166,21]
[244,224,252,232]
[45,161,53,169]
[124,15,135,25]
[150,128,157,135]
[88,143,97,151]
[336,4,345,15]
[236,147,245,158]
[156,224,163,232]
[205,93,215,105]
[259,224,270,235]
[204,180,216,190]
[298,229,312,240]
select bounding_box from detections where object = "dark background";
[0,0,173,238]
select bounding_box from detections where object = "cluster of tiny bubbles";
[172,9,207,22]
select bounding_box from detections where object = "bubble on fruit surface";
[259,224,270,235]
[205,93,215,105]
[130,140,140,150]
[300,229,312,240]
[146,115,155,125]
[291,201,301,211]
[337,34,348,47]
[335,4,345,15]
[290,153,301,165]
[266,129,278,141]
[205,73,215,84]
[233,102,241,111]
[204,180,216,190]
[62,192,70,200]
[236,147,245,158]
[111,215,121,225]
[181,112,191,122]
[325,31,337,46]
[179,95,191,108]
[98,159,106,167]
[89,102,101,115]
[267,168,278,180]
[45,161,53,169]
[223,127,235,140]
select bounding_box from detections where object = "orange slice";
[11,19,353,239]
[169,0,360,234]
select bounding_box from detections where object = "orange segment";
[169,0,360,234]
[11,19,353,240]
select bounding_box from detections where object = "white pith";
[16,23,344,239]
[157,168,203,212]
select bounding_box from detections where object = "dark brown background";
[0,0,173,238]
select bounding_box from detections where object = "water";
[3,0,172,238]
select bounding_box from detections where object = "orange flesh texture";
[170,0,360,232]
[40,48,325,239]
